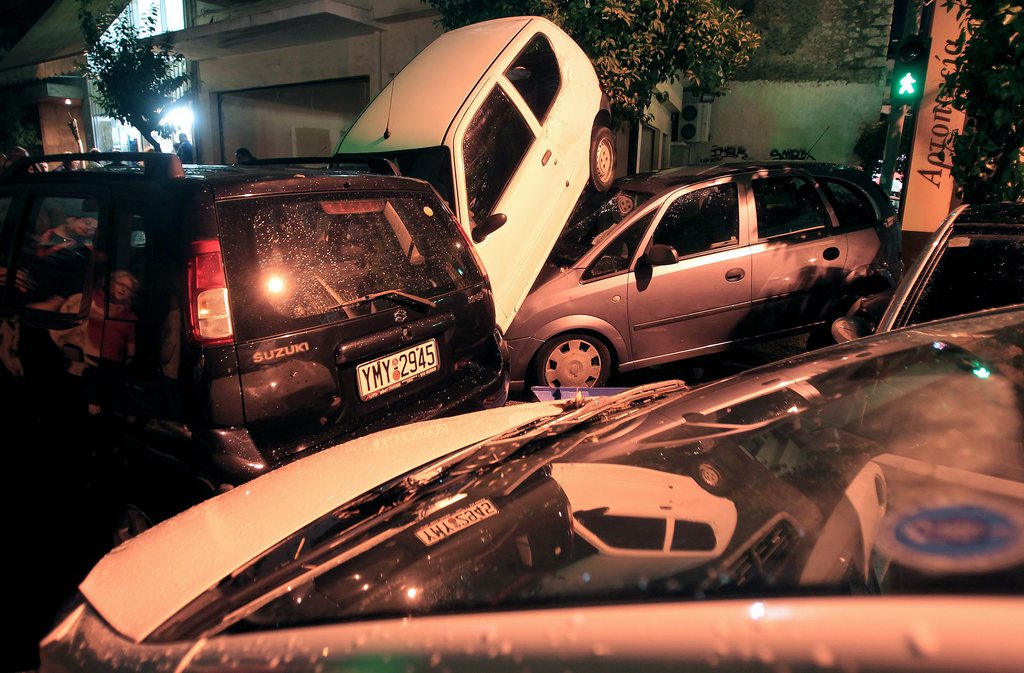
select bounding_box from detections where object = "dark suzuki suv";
[0,153,507,511]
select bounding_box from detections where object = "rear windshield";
[907,227,1024,327]
[218,190,484,340]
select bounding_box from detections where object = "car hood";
[339,17,530,152]
[79,400,565,642]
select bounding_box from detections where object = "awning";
[167,0,386,61]
[0,0,129,84]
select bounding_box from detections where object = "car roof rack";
[236,154,401,176]
[2,152,185,179]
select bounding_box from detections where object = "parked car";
[338,15,615,333]
[504,161,902,389]
[0,152,512,509]
[1,151,509,670]
[40,305,1024,673]
[833,201,1024,340]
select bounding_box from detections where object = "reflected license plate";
[357,338,439,400]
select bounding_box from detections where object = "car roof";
[617,161,873,194]
[340,16,535,151]
[0,161,436,199]
[953,202,1024,226]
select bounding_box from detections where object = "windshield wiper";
[403,380,689,486]
[334,289,437,311]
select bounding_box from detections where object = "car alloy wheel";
[535,332,611,388]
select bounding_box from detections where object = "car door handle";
[823,246,840,261]
[725,268,745,282]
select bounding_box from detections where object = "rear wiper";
[335,289,437,311]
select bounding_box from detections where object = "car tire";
[589,126,616,192]
[533,332,612,388]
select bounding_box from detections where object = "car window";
[583,210,654,279]
[651,183,740,257]
[462,86,535,228]
[218,190,485,340]
[505,34,561,123]
[552,187,651,269]
[819,178,877,228]
[96,206,147,365]
[905,230,1024,327]
[9,195,100,314]
[359,147,456,211]
[573,511,665,550]
[752,176,828,238]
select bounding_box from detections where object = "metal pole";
[879,103,907,196]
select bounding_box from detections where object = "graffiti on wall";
[702,145,750,162]
[769,148,816,160]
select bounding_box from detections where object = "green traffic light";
[897,72,917,96]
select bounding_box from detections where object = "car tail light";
[188,239,234,345]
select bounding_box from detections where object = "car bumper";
[506,335,544,392]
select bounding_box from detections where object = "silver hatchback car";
[505,162,902,390]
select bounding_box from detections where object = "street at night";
[1,1,1022,672]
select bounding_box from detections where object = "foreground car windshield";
[158,310,1024,640]
[548,187,653,267]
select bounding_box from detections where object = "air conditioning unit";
[677,98,712,143]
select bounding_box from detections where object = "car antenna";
[383,77,395,140]
[806,125,830,158]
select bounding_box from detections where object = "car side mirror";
[831,316,873,343]
[472,213,508,243]
[646,243,679,266]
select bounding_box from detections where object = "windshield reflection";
[157,310,1024,641]
[548,187,653,267]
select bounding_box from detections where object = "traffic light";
[891,35,930,104]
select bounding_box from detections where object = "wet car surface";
[41,305,1024,673]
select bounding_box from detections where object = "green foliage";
[78,0,189,150]
[853,117,910,176]
[426,0,760,125]
[939,0,1024,203]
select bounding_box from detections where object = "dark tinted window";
[753,176,827,238]
[906,230,1024,326]
[505,34,561,122]
[93,207,147,365]
[552,187,652,268]
[219,190,484,339]
[361,147,455,209]
[583,210,654,279]
[10,195,99,314]
[574,511,665,550]
[820,179,876,228]
[652,183,739,257]
[670,520,717,551]
[463,87,534,228]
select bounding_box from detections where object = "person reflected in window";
[234,147,255,165]
[13,203,98,312]
[85,270,139,364]
[176,133,194,163]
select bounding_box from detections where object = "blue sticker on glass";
[893,505,1018,556]
[880,502,1024,574]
